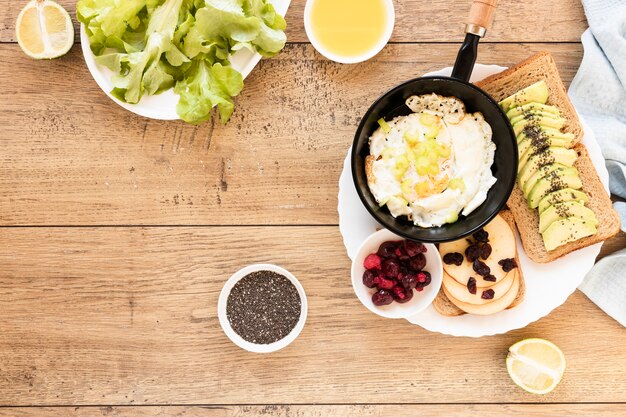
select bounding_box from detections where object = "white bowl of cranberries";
[351,228,443,319]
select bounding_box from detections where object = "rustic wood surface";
[0,0,587,43]
[0,0,624,415]
[2,405,626,417]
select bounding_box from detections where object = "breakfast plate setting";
[339,64,612,337]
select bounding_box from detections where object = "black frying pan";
[351,0,517,243]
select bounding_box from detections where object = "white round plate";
[338,64,610,337]
[80,0,291,120]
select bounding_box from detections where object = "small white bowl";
[351,229,443,319]
[218,264,307,353]
[303,0,395,64]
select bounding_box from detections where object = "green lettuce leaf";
[77,0,148,54]
[175,61,243,124]
[242,0,286,56]
[97,0,191,103]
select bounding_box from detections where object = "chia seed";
[226,271,301,345]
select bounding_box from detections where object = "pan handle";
[451,0,499,81]
[466,0,498,37]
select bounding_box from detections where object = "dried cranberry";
[483,274,496,282]
[479,243,492,260]
[404,240,426,257]
[443,252,463,266]
[372,289,394,306]
[362,270,378,288]
[481,289,495,300]
[398,266,409,279]
[498,258,518,272]
[377,241,399,258]
[416,271,431,287]
[401,274,417,290]
[472,229,489,242]
[409,253,426,271]
[363,253,382,270]
[467,277,477,294]
[392,285,414,303]
[382,259,401,278]
[373,275,396,290]
[465,244,481,262]
[472,259,491,277]
[395,246,410,261]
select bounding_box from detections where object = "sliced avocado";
[527,169,583,209]
[539,201,598,233]
[506,102,560,119]
[518,140,552,173]
[542,217,597,251]
[509,111,561,126]
[538,188,589,214]
[516,127,575,144]
[513,117,565,136]
[521,163,569,196]
[518,147,578,187]
[500,80,550,112]
[518,136,573,159]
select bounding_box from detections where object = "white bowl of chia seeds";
[218,264,308,353]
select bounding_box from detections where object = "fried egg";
[366,93,496,228]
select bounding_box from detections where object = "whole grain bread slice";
[476,51,620,262]
[433,211,525,317]
[475,51,583,144]
[506,144,621,263]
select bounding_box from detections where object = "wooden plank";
[0,43,585,226]
[1,226,625,405]
[0,0,587,43]
[2,405,626,417]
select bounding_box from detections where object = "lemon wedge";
[506,338,566,395]
[16,0,74,59]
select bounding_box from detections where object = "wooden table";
[1,0,625,415]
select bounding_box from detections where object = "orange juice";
[306,0,393,62]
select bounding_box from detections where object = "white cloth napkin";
[569,0,626,327]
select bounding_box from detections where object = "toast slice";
[506,144,620,263]
[476,51,583,144]
[433,210,525,317]
[476,52,620,262]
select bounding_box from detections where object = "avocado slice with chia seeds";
[518,136,573,159]
[518,147,578,188]
[512,116,565,136]
[527,169,583,209]
[538,188,589,214]
[516,127,575,144]
[539,201,598,233]
[509,111,562,126]
[506,102,560,119]
[521,163,570,197]
[542,217,597,251]
[500,80,550,112]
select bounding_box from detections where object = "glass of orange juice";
[304,0,395,64]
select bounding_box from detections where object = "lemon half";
[16,0,74,59]
[506,338,566,395]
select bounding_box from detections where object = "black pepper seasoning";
[227,271,301,345]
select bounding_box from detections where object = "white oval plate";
[80,0,291,120]
[338,64,610,337]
